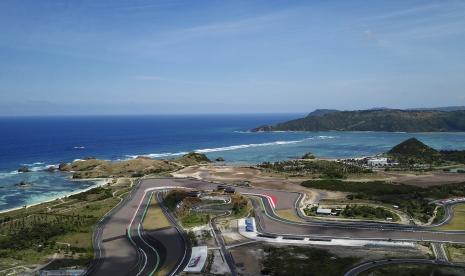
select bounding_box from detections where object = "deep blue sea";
[1,114,465,211]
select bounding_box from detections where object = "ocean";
[1,114,465,211]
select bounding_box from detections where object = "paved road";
[87,177,465,275]
[344,255,465,276]
[211,211,238,276]
[155,191,191,275]
[87,179,191,276]
[128,191,165,275]
[431,242,448,262]
[344,259,439,276]
[251,193,465,243]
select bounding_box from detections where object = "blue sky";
[1,0,465,115]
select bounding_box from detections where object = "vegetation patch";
[446,244,465,262]
[0,181,130,271]
[432,206,446,224]
[231,194,251,218]
[386,138,465,165]
[304,205,399,222]
[253,109,465,132]
[258,159,371,178]
[173,152,211,166]
[301,179,465,223]
[387,138,442,164]
[341,205,399,221]
[163,189,190,210]
[180,212,210,228]
[261,245,359,276]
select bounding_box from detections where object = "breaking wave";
[126,136,337,159]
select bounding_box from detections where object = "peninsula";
[253,109,465,132]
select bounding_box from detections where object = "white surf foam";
[316,135,337,139]
[194,139,304,153]
[126,151,190,159]
[23,164,59,172]
[127,137,324,159]
[21,162,45,166]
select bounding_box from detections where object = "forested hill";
[252,109,465,132]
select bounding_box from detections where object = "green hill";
[252,109,465,132]
[386,138,465,164]
[174,152,211,165]
[387,138,442,164]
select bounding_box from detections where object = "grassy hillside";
[60,152,210,178]
[173,152,211,165]
[387,138,442,164]
[386,138,465,164]
[0,181,132,271]
[253,109,465,132]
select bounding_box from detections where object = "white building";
[316,208,332,215]
[184,246,208,273]
[367,157,389,167]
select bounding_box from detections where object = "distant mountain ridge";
[253,108,465,132]
[307,109,339,117]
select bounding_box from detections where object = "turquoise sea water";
[1,114,465,211]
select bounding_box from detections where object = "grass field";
[181,212,210,228]
[261,245,359,276]
[446,244,465,262]
[142,194,171,231]
[437,204,465,230]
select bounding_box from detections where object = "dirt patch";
[378,170,465,187]
[221,219,249,245]
[176,165,465,189]
[209,249,231,275]
[173,165,347,204]
[229,243,430,276]
[230,244,264,276]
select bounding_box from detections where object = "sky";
[1,0,465,116]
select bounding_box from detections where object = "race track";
[87,177,465,275]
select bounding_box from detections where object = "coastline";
[0,177,110,214]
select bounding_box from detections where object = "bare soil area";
[173,165,347,203]
[174,165,465,191]
[229,242,432,276]
[377,170,465,187]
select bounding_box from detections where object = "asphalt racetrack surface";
[87,178,465,275]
